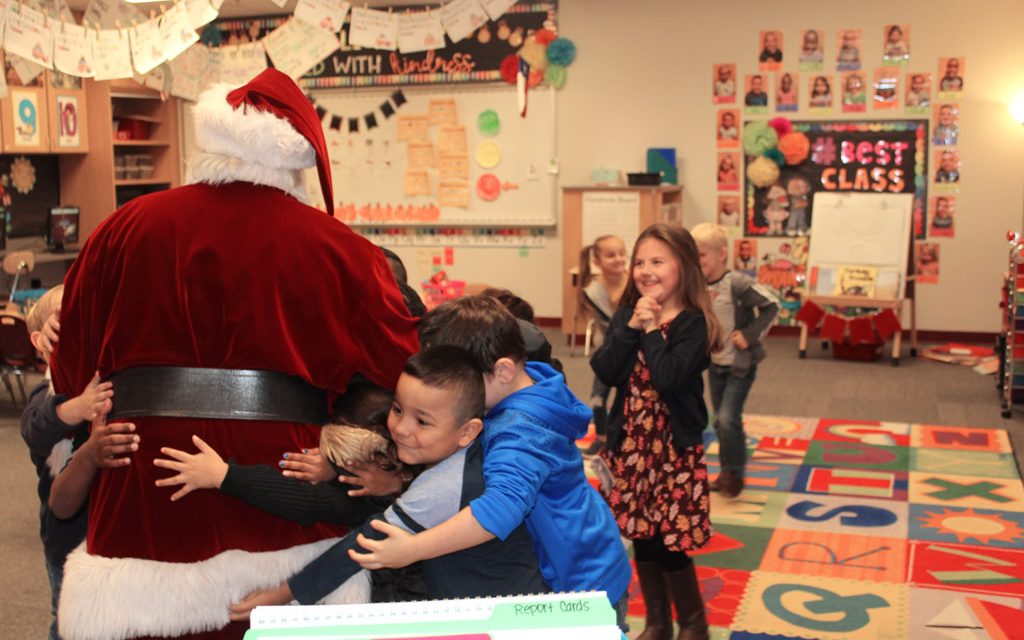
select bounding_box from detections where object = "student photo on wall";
[938,57,965,97]
[809,74,834,111]
[759,30,783,71]
[915,242,940,284]
[799,29,824,70]
[716,109,739,147]
[905,72,931,113]
[929,196,956,238]
[717,195,742,231]
[937,151,958,186]
[713,63,737,104]
[933,104,959,146]
[734,238,758,276]
[882,24,910,66]
[744,74,769,114]
[717,151,740,190]
[872,68,899,110]
[836,28,861,71]
[776,72,799,112]
[841,71,867,112]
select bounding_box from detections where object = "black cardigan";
[590,306,710,452]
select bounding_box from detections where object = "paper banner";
[873,308,901,339]
[439,181,470,208]
[477,0,516,21]
[294,0,350,34]
[348,7,398,50]
[4,4,54,69]
[7,53,44,86]
[218,41,268,87]
[406,142,435,170]
[820,313,847,342]
[263,17,338,80]
[397,10,445,53]
[84,0,141,30]
[54,22,94,78]
[848,316,876,345]
[795,299,825,329]
[428,98,457,125]
[159,3,200,61]
[185,0,219,30]
[199,46,223,93]
[55,95,80,148]
[92,29,134,81]
[167,43,209,102]
[130,17,167,75]
[440,0,487,44]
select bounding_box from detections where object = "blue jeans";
[708,362,758,475]
[45,555,63,640]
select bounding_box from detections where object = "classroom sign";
[744,119,929,239]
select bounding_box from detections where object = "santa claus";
[51,69,419,639]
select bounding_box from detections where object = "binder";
[243,591,623,639]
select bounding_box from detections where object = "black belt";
[107,367,328,425]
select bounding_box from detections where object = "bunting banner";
[797,300,903,345]
[308,89,407,135]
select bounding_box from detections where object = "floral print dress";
[600,330,712,552]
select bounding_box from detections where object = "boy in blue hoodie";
[352,295,632,627]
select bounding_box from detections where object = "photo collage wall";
[713,25,964,324]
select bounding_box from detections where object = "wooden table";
[798,295,918,366]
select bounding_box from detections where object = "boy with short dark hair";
[228,345,547,617]
[351,295,632,626]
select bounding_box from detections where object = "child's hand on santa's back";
[153,435,228,501]
[81,419,138,469]
[228,582,293,621]
[337,459,404,497]
[279,447,336,483]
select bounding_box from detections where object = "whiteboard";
[807,192,913,298]
[314,84,557,226]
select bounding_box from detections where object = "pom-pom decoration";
[545,64,567,90]
[528,68,544,88]
[741,121,779,156]
[547,38,577,66]
[747,155,780,187]
[778,131,810,165]
[519,37,548,71]
[765,148,785,167]
[500,54,520,84]
[534,28,557,46]
[768,117,792,136]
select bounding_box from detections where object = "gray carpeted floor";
[2,333,1021,637]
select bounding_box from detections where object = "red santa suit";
[51,69,419,639]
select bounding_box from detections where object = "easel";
[799,192,918,366]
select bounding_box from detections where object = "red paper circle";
[476,173,501,201]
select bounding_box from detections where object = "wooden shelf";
[113,139,171,147]
[115,178,173,186]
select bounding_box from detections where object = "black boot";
[665,563,709,640]
[710,470,744,498]
[633,561,673,640]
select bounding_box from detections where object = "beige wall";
[556,0,1024,332]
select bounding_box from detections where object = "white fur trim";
[58,538,370,640]
[46,438,73,479]
[191,84,315,171]
[186,152,311,204]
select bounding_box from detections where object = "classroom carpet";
[579,415,1024,640]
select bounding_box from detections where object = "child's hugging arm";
[640,313,710,394]
[590,305,643,387]
[350,425,557,570]
[49,409,138,520]
[21,372,112,459]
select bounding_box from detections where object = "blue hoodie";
[469,362,632,603]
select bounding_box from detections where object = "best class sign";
[820,137,913,192]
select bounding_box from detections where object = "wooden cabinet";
[0,67,89,154]
[560,185,683,337]
[59,79,181,242]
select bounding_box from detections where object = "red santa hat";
[192,68,334,214]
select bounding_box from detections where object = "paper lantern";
[500,54,519,84]
[545,64,567,89]
[778,131,810,165]
[768,116,792,136]
[742,121,779,156]
[547,38,577,66]
[747,155,780,187]
[519,37,548,71]
[534,28,557,46]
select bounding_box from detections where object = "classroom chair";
[0,312,39,407]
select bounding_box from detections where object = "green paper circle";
[477,109,501,137]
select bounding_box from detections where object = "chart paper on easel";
[581,191,640,252]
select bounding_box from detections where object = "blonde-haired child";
[691,223,778,499]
